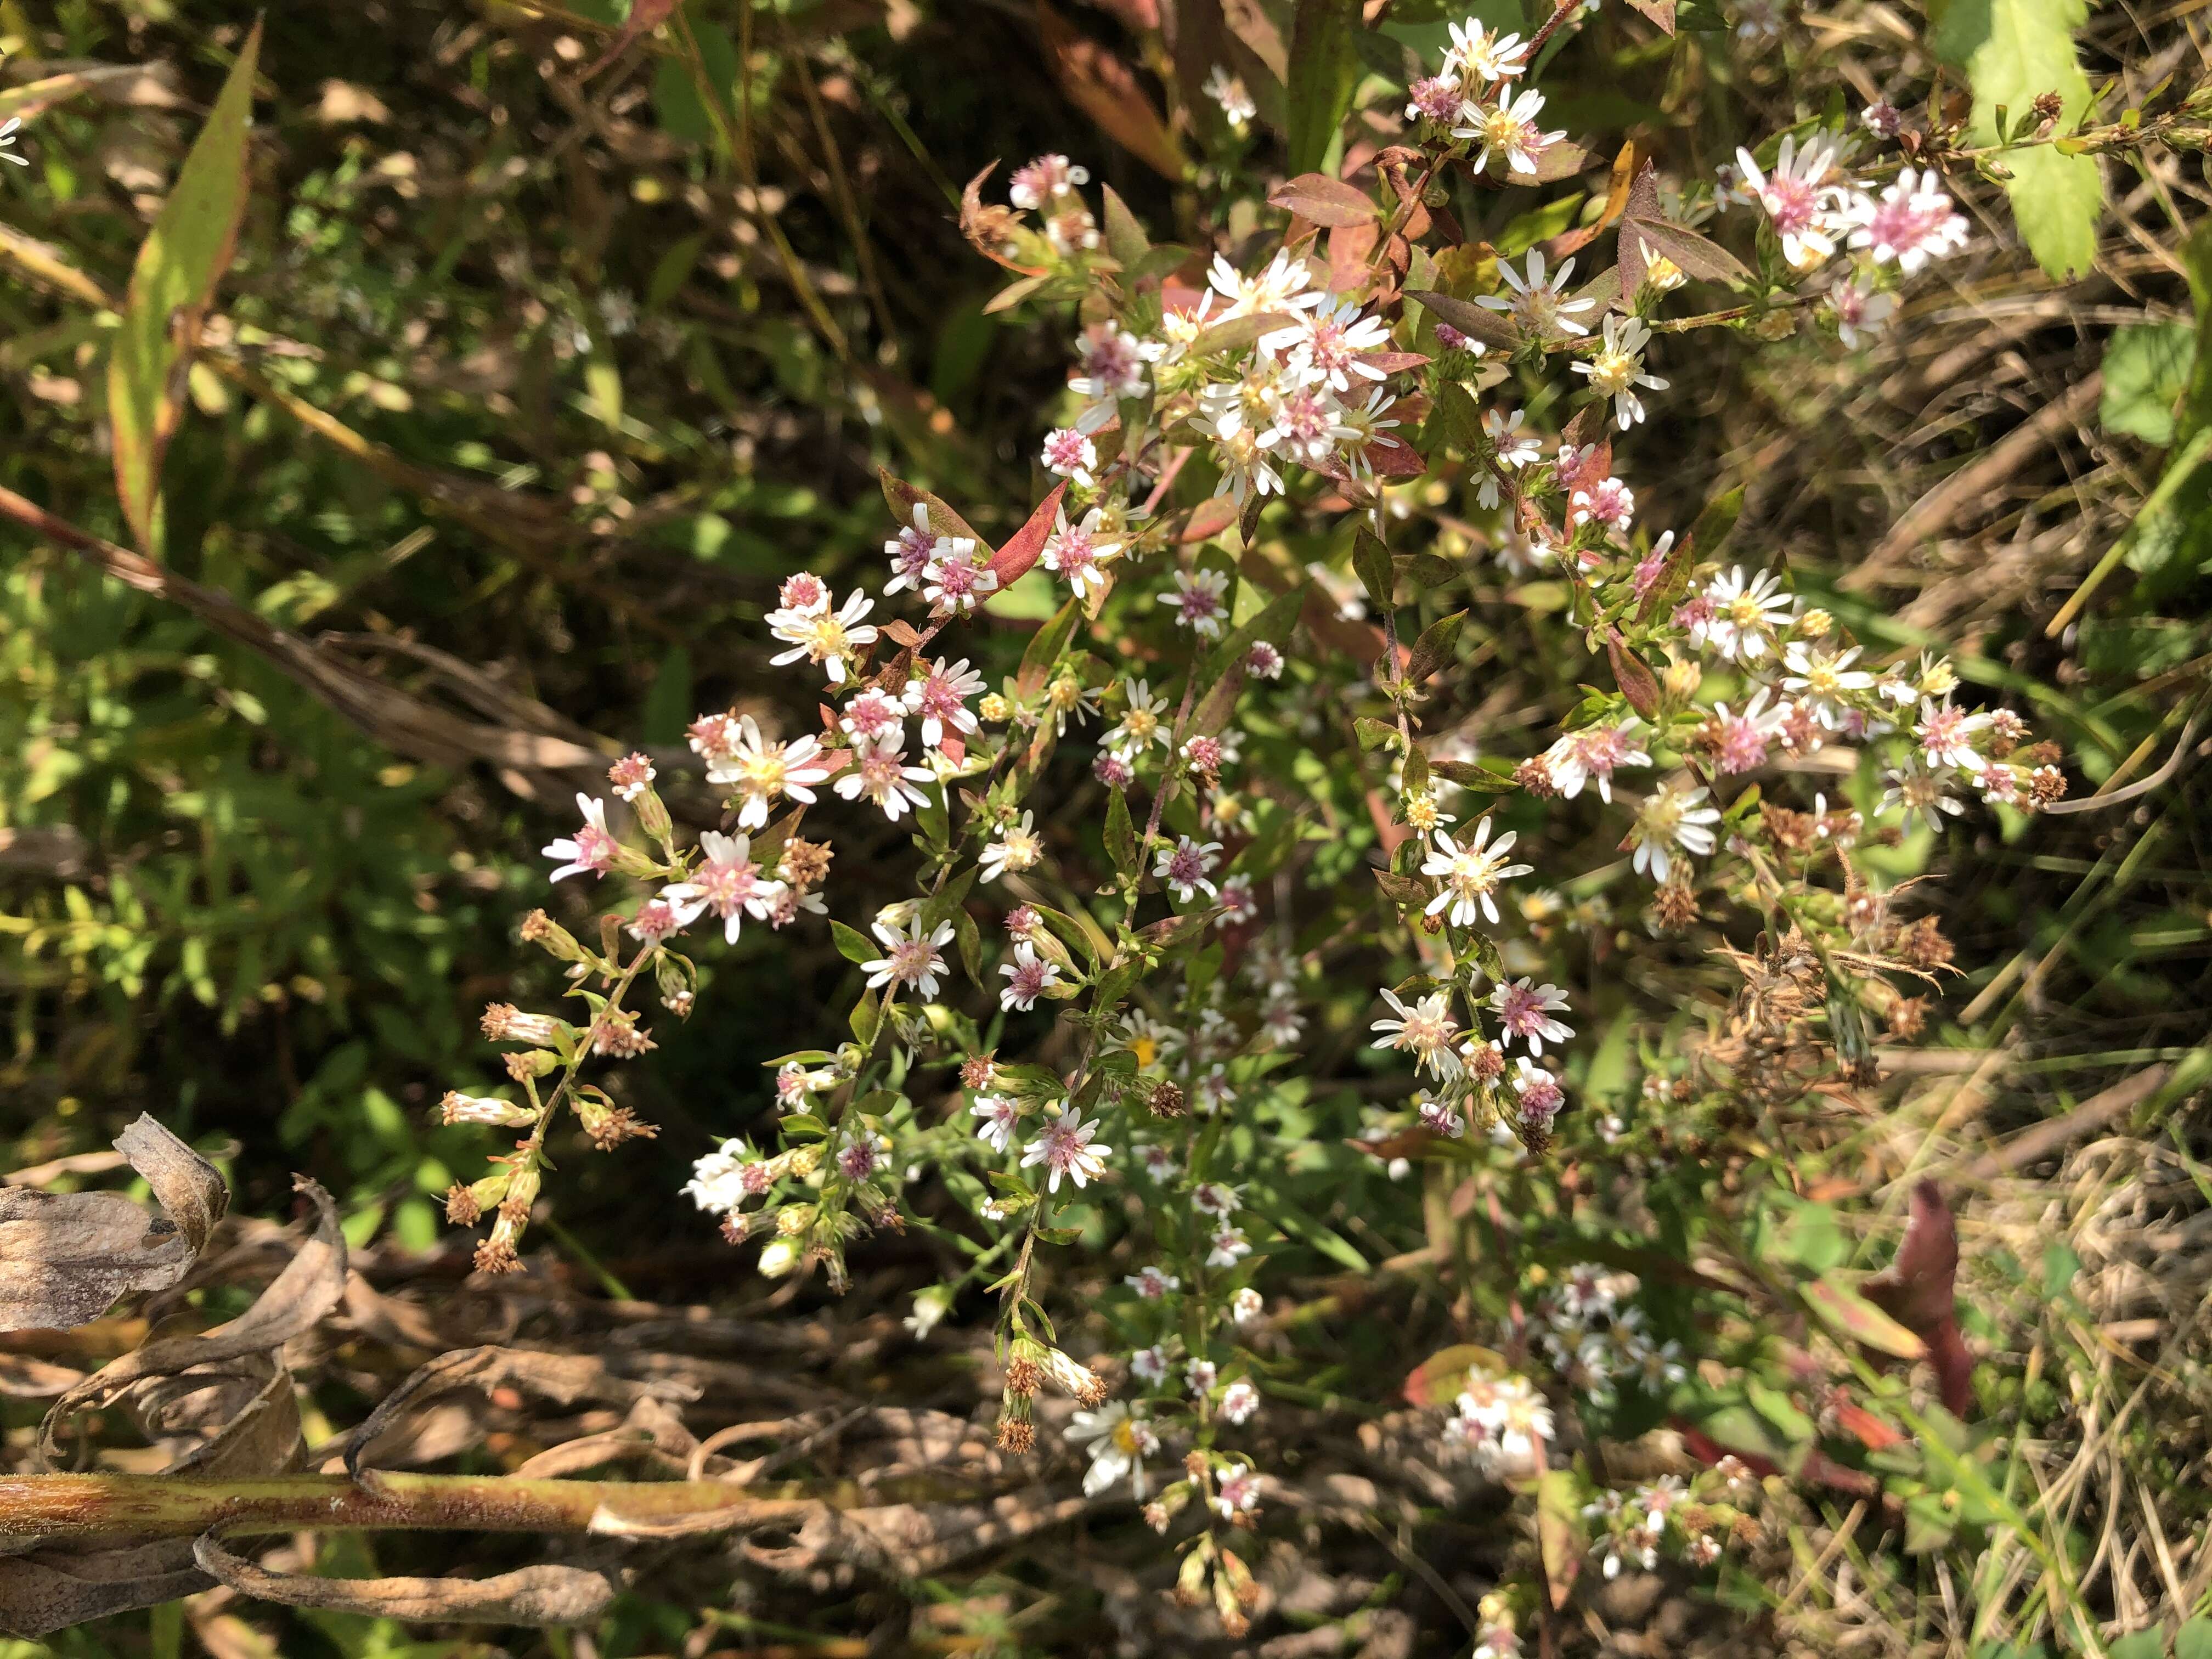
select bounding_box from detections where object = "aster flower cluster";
[415,3,2078,1636]
[1719,131,1970,346]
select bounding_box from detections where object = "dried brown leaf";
[0,1115,224,1335]
[193,1535,631,1626]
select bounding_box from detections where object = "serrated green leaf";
[1931,0,2102,280]
[2101,321,2193,445]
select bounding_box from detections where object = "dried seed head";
[591,1011,656,1058]
[778,837,834,890]
[719,1212,750,1245]
[582,1103,658,1150]
[1513,754,1558,797]
[443,1182,482,1227]
[961,1052,1000,1091]
[996,1417,1035,1454]
[1147,1079,1187,1119]
[1892,914,1954,971]
[472,1238,522,1275]
[1651,879,1701,932]
[1886,996,1928,1042]
[1005,1356,1042,1398]
[499,1051,537,1084]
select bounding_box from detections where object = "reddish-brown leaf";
[1268,171,1379,227]
[1402,1342,1506,1407]
[1035,2,1187,183]
[1864,1180,1974,1415]
[989,483,1068,588]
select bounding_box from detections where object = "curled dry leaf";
[40,1174,344,1468]
[959,163,1046,276]
[0,1539,211,1639]
[193,1534,634,1626]
[345,1344,679,1476]
[0,1114,225,1335]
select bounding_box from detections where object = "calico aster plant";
[434,1,2067,1632]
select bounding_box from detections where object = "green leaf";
[1017,596,1082,695]
[849,988,882,1047]
[831,919,877,966]
[1931,0,2102,280]
[1105,786,1138,874]
[2177,221,2212,452]
[1402,1342,1506,1407]
[2100,321,2193,445]
[1536,1470,1584,1609]
[1285,0,1361,176]
[1201,580,1307,688]
[2175,1615,2212,1659]
[108,20,263,554]
[1903,1491,1957,1554]
[1099,184,1151,270]
[1352,528,1394,611]
[2107,1634,2166,1659]
[1405,610,1465,684]
[1804,1273,1928,1359]
[954,906,983,984]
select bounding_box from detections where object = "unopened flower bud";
[439,1090,538,1128]
[502,1162,542,1216]
[482,1003,567,1045]
[520,909,589,964]
[632,785,672,844]
[1176,1540,1213,1605]
[979,692,1013,723]
[775,1201,816,1236]
[1796,607,1833,639]
[757,1237,800,1278]
[1664,657,1702,701]
[1039,1346,1110,1404]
